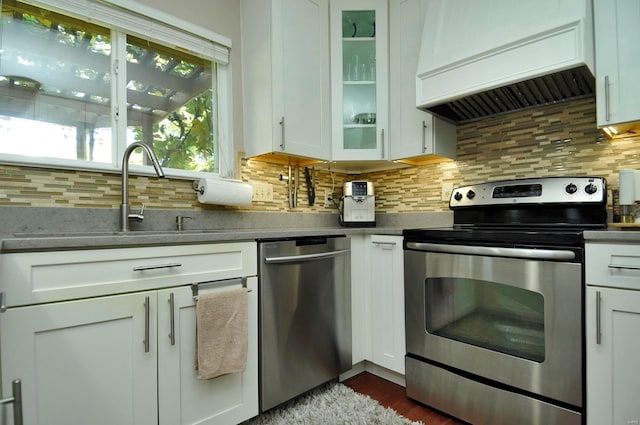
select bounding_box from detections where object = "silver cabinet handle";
[373,241,396,250]
[133,263,182,271]
[380,128,385,159]
[0,292,6,313]
[604,75,610,122]
[143,296,150,353]
[608,263,640,271]
[168,293,175,346]
[0,380,23,425]
[279,116,285,150]
[596,291,602,345]
[422,120,428,153]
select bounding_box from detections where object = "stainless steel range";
[403,177,607,425]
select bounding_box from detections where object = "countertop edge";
[0,227,405,253]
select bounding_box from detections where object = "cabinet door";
[369,235,405,374]
[331,0,389,161]
[157,278,258,425]
[242,0,330,160]
[388,0,455,162]
[0,292,158,425]
[274,0,331,159]
[594,0,640,127]
[586,287,640,425]
[349,234,370,364]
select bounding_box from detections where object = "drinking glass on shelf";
[368,61,376,81]
[359,63,367,81]
[351,55,361,81]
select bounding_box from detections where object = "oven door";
[404,242,583,408]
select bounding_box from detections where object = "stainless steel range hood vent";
[424,66,595,124]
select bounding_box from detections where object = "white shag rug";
[243,382,424,425]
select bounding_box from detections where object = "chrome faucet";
[120,142,165,232]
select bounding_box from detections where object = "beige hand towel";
[195,287,248,380]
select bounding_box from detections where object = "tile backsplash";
[362,97,640,212]
[1,97,638,213]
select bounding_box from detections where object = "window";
[0,0,232,177]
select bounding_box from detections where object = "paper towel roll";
[619,169,635,205]
[196,178,253,206]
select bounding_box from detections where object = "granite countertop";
[0,226,405,253]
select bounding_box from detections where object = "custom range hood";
[416,0,595,124]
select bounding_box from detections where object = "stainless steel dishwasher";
[258,235,351,412]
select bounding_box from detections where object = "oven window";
[425,277,545,362]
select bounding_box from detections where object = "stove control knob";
[565,183,578,194]
[454,191,463,201]
[466,190,476,200]
[585,183,598,195]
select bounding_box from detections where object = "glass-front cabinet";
[330,0,388,161]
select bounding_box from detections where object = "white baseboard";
[339,361,406,387]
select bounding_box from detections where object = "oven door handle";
[404,242,576,261]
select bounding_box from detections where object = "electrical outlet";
[252,182,274,202]
[324,189,334,208]
[264,183,273,202]
[252,183,263,201]
[441,183,453,201]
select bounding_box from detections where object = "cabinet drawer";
[0,242,257,306]
[586,242,640,290]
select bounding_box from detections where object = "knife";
[305,166,315,206]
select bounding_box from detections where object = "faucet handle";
[176,215,192,231]
[128,203,146,222]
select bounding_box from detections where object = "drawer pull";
[608,264,640,271]
[133,262,182,271]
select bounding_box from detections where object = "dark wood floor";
[343,372,467,425]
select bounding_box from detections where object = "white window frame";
[0,0,234,179]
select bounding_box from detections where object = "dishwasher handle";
[264,249,350,264]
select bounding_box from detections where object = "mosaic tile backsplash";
[1,97,639,213]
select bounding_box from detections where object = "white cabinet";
[585,242,640,425]
[1,291,158,425]
[593,0,640,129]
[347,234,405,377]
[369,235,405,374]
[241,0,331,160]
[0,243,258,425]
[586,287,640,425]
[330,0,389,161]
[158,281,258,425]
[349,234,369,365]
[388,0,456,162]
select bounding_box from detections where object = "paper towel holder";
[192,180,205,195]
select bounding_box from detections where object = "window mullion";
[111,30,128,168]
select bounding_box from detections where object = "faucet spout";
[120,142,165,232]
